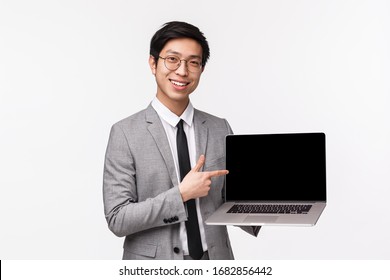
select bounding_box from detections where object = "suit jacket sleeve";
[103,123,187,237]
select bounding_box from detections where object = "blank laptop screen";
[225,133,326,202]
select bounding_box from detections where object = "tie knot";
[177,119,184,129]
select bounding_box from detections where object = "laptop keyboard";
[227,204,312,214]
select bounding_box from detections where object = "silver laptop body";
[205,132,327,226]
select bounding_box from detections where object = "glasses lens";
[164,56,180,71]
[187,59,202,73]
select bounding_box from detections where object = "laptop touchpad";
[244,216,278,223]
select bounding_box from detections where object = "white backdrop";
[1,0,389,260]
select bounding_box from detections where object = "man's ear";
[149,55,157,75]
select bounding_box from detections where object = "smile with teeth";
[170,79,190,87]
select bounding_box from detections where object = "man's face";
[149,38,203,107]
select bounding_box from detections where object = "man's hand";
[179,155,228,202]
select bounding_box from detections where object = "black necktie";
[176,119,203,259]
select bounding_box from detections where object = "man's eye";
[167,56,179,63]
[189,60,201,66]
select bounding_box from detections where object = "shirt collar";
[151,97,194,128]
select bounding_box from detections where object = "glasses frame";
[158,55,203,73]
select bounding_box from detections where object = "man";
[103,21,259,260]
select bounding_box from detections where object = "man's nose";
[175,61,189,76]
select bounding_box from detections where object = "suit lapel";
[145,105,179,188]
[193,109,208,172]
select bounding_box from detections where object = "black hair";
[150,21,210,67]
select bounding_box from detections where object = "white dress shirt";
[151,97,208,255]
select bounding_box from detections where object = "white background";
[1,0,389,260]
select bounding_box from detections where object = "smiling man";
[151,37,203,115]
[103,21,259,260]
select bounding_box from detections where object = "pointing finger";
[206,169,229,178]
[192,155,205,172]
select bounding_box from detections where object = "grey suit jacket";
[103,104,257,260]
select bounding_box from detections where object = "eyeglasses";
[158,55,203,73]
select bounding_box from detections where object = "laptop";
[205,132,327,226]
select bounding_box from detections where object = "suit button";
[173,247,180,254]
[168,218,173,223]
[174,216,179,221]
[163,218,168,224]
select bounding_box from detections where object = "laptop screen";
[225,133,326,202]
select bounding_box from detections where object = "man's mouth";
[169,79,190,87]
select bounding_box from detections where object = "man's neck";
[156,94,189,117]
